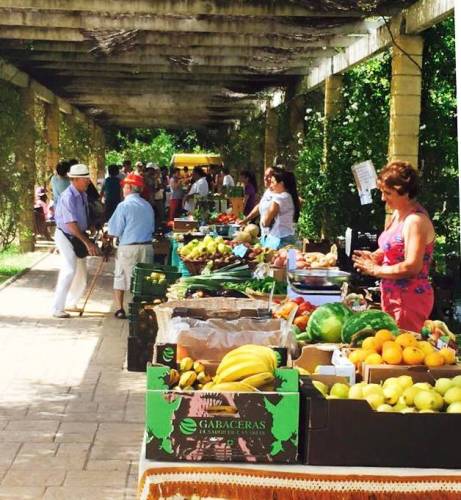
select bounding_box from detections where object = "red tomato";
[298,302,315,314]
[292,297,304,305]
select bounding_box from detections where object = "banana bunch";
[168,357,212,391]
[423,320,457,341]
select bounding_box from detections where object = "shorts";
[114,244,154,291]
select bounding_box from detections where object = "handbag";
[62,231,89,258]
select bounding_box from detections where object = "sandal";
[114,308,126,319]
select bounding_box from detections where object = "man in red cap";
[107,173,155,318]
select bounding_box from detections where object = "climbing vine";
[59,113,91,163]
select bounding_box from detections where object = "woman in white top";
[183,166,209,213]
[222,167,235,189]
[241,167,273,231]
[261,167,300,249]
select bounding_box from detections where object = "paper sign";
[232,244,249,258]
[351,160,377,206]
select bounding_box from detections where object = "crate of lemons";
[312,374,461,414]
[348,329,456,369]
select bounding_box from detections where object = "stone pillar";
[16,87,36,252]
[95,125,106,180]
[264,102,278,171]
[45,98,60,178]
[323,75,343,167]
[388,35,424,168]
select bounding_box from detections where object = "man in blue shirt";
[52,163,100,318]
[108,173,155,319]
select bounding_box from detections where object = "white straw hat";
[68,164,90,178]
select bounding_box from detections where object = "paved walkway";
[0,252,145,499]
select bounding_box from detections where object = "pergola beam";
[0,0,403,18]
[0,9,371,37]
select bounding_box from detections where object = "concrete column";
[264,102,278,170]
[388,35,424,168]
[16,87,36,252]
[323,75,344,167]
[95,125,106,180]
[45,98,60,177]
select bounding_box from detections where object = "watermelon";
[341,309,399,344]
[306,303,352,343]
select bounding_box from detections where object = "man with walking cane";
[52,164,101,318]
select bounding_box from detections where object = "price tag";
[232,244,249,258]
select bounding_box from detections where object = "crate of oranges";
[347,329,459,382]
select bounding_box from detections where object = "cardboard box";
[173,219,199,232]
[145,363,299,463]
[293,345,355,384]
[299,377,461,468]
[362,363,461,384]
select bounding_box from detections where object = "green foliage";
[0,81,25,250]
[419,17,459,256]
[105,128,211,168]
[59,114,91,163]
[296,50,391,239]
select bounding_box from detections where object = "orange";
[374,329,395,352]
[365,352,383,365]
[382,343,403,365]
[348,349,368,367]
[395,332,418,349]
[382,340,397,352]
[402,346,425,365]
[424,351,446,368]
[439,347,456,365]
[417,341,435,356]
[362,337,379,353]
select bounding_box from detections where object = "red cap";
[121,173,144,188]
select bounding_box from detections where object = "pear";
[446,401,461,413]
[402,386,421,406]
[434,377,453,396]
[376,404,394,412]
[365,393,385,410]
[451,375,461,388]
[383,384,403,405]
[312,380,328,397]
[444,386,461,405]
[362,384,384,398]
[348,384,365,400]
[396,375,414,390]
[329,383,350,399]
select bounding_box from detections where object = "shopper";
[353,161,435,331]
[241,167,274,230]
[102,164,123,221]
[107,173,155,319]
[50,160,70,203]
[183,166,209,213]
[261,167,300,249]
[168,167,184,220]
[52,164,100,318]
[222,167,235,190]
[240,170,258,216]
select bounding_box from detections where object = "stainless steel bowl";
[288,268,351,291]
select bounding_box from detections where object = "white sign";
[351,160,377,205]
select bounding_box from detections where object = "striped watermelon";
[341,309,399,344]
[306,303,352,343]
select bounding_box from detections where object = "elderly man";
[108,173,155,319]
[52,164,100,318]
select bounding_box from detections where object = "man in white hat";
[51,164,100,318]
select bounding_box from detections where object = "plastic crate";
[128,300,158,340]
[132,263,181,285]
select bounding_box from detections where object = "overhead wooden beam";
[0,9,370,37]
[301,0,454,92]
[0,57,29,87]
[0,0,399,18]
[30,79,54,103]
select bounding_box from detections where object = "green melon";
[341,310,399,344]
[306,303,352,343]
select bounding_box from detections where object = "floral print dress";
[378,205,434,332]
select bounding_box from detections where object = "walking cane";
[79,238,112,317]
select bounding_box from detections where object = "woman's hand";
[352,252,380,277]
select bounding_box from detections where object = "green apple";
[396,375,414,390]
[312,380,328,397]
[446,401,461,413]
[444,386,461,405]
[377,404,394,412]
[434,377,453,396]
[330,383,350,399]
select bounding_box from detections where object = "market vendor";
[260,167,300,249]
[107,173,155,319]
[183,166,209,213]
[241,166,273,230]
[352,161,435,332]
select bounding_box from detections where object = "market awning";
[170,153,223,168]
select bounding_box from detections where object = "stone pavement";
[0,252,145,499]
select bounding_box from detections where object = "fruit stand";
[129,234,461,500]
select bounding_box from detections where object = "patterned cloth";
[378,204,434,331]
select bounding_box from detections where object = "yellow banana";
[179,357,194,372]
[197,371,212,384]
[219,345,276,372]
[168,368,180,386]
[193,361,205,373]
[241,371,275,389]
[432,320,456,340]
[216,354,271,377]
[215,359,271,383]
[201,381,215,390]
[179,370,197,388]
[208,382,256,393]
